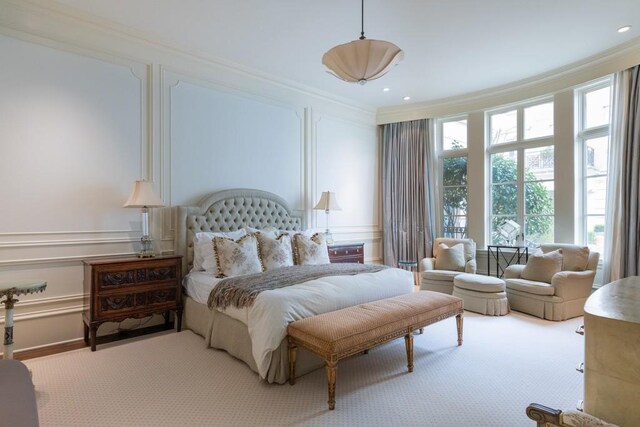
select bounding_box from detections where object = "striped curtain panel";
[381,119,436,266]
[604,64,640,282]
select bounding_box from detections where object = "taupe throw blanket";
[208,264,389,309]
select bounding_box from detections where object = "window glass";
[586,179,607,215]
[491,151,517,183]
[586,215,606,254]
[442,157,467,185]
[525,146,554,178]
[525,216,554,245]
[524,102,554,139]
[442,120,467,150]
[585,137,608,176]
[585,86,611,129]
[491,184,517,216]
[490,110,517,144]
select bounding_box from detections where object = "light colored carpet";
[25,311,584,426]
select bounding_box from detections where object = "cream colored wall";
[0,1,380,353]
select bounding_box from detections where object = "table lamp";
[313,191,342,245]
[123,180,164,257]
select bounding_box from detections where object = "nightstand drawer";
[97,264,178,290]
[97,287,178,319]
[328,244,364,264]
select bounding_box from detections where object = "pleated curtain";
[604,64,640,282]
[381,119,436,266]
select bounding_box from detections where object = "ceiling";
[52,0,640,109]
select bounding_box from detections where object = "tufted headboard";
[176,189,303,276]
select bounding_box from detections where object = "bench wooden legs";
[326,361,337,410]
[456,314,463,346]
[404,333,414,372]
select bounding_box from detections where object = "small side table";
[398,260,419,286]
[487,245,529,278]
[0,280,47,359]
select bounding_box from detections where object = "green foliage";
[442,153,554,243]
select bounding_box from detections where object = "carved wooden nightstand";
[82,255,182,351]
[328,243,364,264]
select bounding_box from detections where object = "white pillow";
[293,233,330,265]
[213,234,263,278]
[193,229,246,272]
[521,249,563,283]
[256,232,294,271]
[435,243,466,271]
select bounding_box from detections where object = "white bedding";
[184,267,414,379]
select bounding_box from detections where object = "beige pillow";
[561,246,590,271]
[435,243,466,271]
[194,229,247,272]
[256,232,294,271]
[293,233,330,265]
[521,249,563,283]
[214,234,263,278]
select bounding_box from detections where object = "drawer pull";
[576,362,584,373]
[575,325,584,335]
[345,250,349,254]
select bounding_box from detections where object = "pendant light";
[322,0,404,85]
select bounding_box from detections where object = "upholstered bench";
[452,273,509,316]
[287,291,464,410]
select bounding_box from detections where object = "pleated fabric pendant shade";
[322,39,403,84]
[322,0,403,85]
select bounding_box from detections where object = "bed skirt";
[182,295,324,384]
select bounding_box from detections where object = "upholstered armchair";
[504,244,599,321]
[419,238,476,294]
[526,403,618,427]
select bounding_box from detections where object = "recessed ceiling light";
[383,88,390,92]
[618,25,631,33]
[403,96,411,101]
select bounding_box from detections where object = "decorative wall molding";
[0,252,135,267]
[0,294,84,324]
[377,37,640,124]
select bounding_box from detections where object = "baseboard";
[13,323,175,360]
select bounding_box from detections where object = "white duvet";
[185,267,414,379]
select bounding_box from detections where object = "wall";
[0,1,380,353]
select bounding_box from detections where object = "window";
[487,100,555,246]
[577,79,611,256]
[438,117,468,239]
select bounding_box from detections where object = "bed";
[176,188,414,384]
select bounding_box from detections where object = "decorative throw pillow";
[213,234,263,278]
[561,246,590,271]
[292,233,330,265]
[256,232,294,271]
[435,243,466,271]
[521,249,563,283]
[194,229,246,271]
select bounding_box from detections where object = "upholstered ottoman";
[453,273,509,316]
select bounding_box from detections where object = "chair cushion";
[521,249,562,283]
[562,246,590,271]
[505,278,555,296]
[435,243,466,271]
[454,273,505,293]
[421,270,463,281]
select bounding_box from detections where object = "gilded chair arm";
[465,259,477,273]
[551,270,596,299]
[526,403,617,427]
[504,264,525,279]
[419,258,435,272]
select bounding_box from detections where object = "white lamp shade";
[322,38,404,84]
[314,191,342,212]
[123,180,164,208]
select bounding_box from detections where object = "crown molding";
[377,36,640,124]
